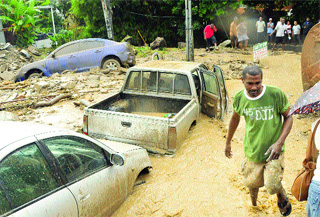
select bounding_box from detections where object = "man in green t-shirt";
[225,65,293,216]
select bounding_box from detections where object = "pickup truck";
[83,60,228,154]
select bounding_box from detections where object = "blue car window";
[81,41,105,51]
[0,143,60,209]
[55,43,80,57]
[43,136,108,183]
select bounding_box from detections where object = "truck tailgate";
[87,110,170,151]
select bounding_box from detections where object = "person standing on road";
[237,20,249,50]
[256,17,266,43]
[307,119,320,217]
[302,17,314,42]
[292,21,302,46]
[285,21,292,44]
[270,18,289,52]
[225,65,293,216]
[204,23,218,52]
[267,18,274,43]
[230,17,238,49]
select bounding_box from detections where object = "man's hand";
[265,142,282,162]
[225,143,233,158]
[204,36,206,40]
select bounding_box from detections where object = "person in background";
[237,20,249,50]
[204,22,218,52]
[267,18,274,43]
[306,119,320,217]
[285,21,292,44]
[225,65,293,216]
[292,21,302,46]
[302,17,314,43]
[270,18,289,52]
[230,17,238,49]
[256,17,266,43]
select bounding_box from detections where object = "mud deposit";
[113,49,312,216]
[1,47,314,216]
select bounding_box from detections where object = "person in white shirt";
[292,21,301,46]
[267,18,274,43]
[306,119,320,217]
[270,18,289,52]
[285,21,292,44]
[256,17,266,43]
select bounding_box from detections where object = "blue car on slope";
[15,38,135,82]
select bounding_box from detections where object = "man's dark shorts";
[206,35,217,48]
[275,36,285,44]
[231,35,237,42]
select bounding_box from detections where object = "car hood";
[98,139,142,153]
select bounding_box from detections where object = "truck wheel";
[102,59,121,72]
[28,72,42,80]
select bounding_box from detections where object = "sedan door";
[77,40,105,71]
[199,69,223,119]
[0,142,77,217]
[42,135,128,217]
[45,42,80,74]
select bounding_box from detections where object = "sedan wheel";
[28,72,42,80]
[102,59,121,72]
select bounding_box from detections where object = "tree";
[0,0,50,46]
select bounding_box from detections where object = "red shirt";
[204,25,217,38]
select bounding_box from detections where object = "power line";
[116,8,184,19]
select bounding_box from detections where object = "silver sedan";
[0,121,151,216]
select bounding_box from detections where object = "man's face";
[294,21,297,25]
[242,74,263,97]
[307,18,310,22]
[281,19,285,24]
[259,17,263,21]
[210,24,214,29]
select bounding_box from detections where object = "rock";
[100,68,110,74]
[28,45,41,56]
[88,75,100,81]
[20,49,31,59]
[0,111,19,121]
[61,80,78,89]
[218,40,231,47]
[0,71,15,81]
[0,54,5,58]
[150,37,166,50]
[34,81,50,93]
[0,43,11,50]
[80,99,91,107]
[178,42,186,48]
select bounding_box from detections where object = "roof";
[0,121,68,149]
[131,61,204,73]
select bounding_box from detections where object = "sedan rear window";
[0,144,59,209]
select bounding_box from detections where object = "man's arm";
[265,107,293,161]
[225,111,240,158]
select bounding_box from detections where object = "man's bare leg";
[249,188,259,206]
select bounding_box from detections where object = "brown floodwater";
[112,50,314,216]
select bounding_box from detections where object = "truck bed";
[90,93,190,116]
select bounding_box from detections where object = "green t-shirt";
[233,85,290,163]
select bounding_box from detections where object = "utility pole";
[101,0,114,40]
[185,0,194,61]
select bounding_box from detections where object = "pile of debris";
[0,67,124,115]
[0,43,41,81]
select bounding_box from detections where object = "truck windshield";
[125,71,191,96]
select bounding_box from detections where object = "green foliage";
[48,27,87,46]
[0,0,49,46]
[69,0,243,47]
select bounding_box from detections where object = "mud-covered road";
[2,47,313,216]
[112,48,312,216]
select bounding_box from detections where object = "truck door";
[213,65,229,114]
[199,69,223,119]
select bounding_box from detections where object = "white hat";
[269,18,272,20]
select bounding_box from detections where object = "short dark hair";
[243,65,263,79]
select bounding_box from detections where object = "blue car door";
[45,42,80,75]
[77,40,105,71]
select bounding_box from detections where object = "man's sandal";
[277,197,292,216]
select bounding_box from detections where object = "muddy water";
[113,51,313,216]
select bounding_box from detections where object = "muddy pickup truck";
[83,60,228,154]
